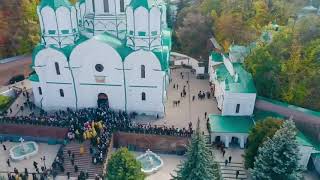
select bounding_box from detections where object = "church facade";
[29,0,172,116]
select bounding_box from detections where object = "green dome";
[39,0,72,10]
[129,0,162,10]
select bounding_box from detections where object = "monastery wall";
[113,132,189,154]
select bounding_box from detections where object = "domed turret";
[37,0,79,48]
[78,0,129,39]
[126,0,164,50]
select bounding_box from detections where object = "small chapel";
[29,0,172,116]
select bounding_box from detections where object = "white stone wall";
[298,145,316,169]
[126,6,162,50]
[38,6,78,47]
[222,92,256,116]
[30,81,42,108]
[70,39,125,110]
[33,48,76,111]
[32,39,165,115]
[81,0,128,38]
[210,132,248,148]
[124,50,165,116]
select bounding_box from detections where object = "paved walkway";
[0,55,32,86]
[0,141,60,174]
[134,67,221,134]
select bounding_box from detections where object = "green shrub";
[0,95,11,110]
[107,148,145,180]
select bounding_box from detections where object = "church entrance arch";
[97,93,109,108]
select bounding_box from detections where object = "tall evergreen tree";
[251,120,303,180]
[244,117,282,169]
[172,120,220,180]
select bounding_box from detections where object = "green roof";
[208,114,254,133]
[32,35,89,66]
[215,63,256,93]
[94,32,134,60]
[229,45,249,61]
[229,45,248,53]
[39,0,72,10]
[162,28,172,50]
[257,96,320,118]
[209,112,319,149]
[129,0,160,10]
[152,47,170,71]
[297,132,314,147]
[211,52,223,62]
[29,73,40,82]
[32,44,46,66]
[261,31,271,42]
[32,32,170,71]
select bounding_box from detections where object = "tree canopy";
[244,18,320,111]
[0,0,40,58]
[107,148,145,180]
[244,117,282,169]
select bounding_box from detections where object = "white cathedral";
[29,0,172,116]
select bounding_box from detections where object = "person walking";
[67,172,70,179]
[224,159,228,166]
[3,144,6,151]
[74,165,78,172]
[222,150,225,157]
[228,155,232,163]
[67,150,71,157]
[6,159,10,167]
[204,112,207,119]
[236,170,239,179]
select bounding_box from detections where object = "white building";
[29,0,172,116]
[208,114,318,169]
[208,52,256,116]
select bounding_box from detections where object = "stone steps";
[217,161,248,180]
[57,141,104,178]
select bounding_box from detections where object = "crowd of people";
[0,69,210,179]
[0,105,193,179]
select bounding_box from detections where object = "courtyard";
[0,141,60,175]
[134,67,220,134]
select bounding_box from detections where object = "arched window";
[103,0,109,12]
[38,87,42,95]
[141,92,146,101]
[59,89,64,97]
[141,65,145,78]
[120,0,125,12]
[92,0,96,12]
[55,62,60,75]
[236,104,240,113]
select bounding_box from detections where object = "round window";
[95,64,104,72]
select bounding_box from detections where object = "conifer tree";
[172,120,220,180]
[251,120,303,180]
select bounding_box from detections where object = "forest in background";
[171,0,320,111]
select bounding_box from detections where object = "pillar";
[240,136,245,148]
[224,135,230,148]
